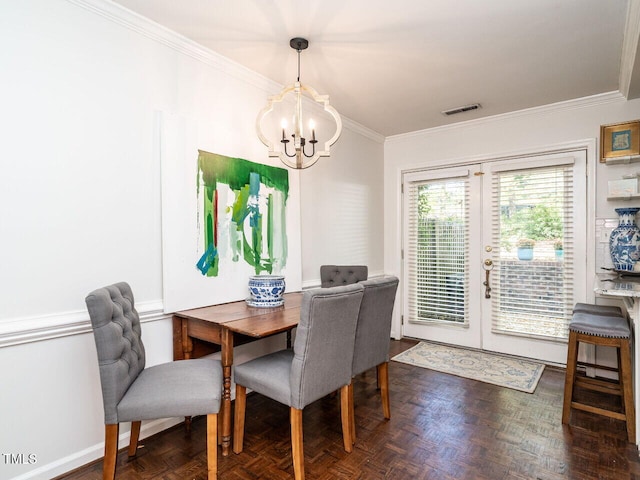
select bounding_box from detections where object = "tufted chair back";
[320,265,368,288]
[85,282,146,424]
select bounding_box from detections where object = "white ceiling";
[113,0,640,137]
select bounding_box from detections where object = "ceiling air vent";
[441,103,481,116]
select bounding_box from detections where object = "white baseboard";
[9,418,181,480]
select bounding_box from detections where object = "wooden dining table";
[172,292,303,456]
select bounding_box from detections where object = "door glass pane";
[407,178,469,325]
[490,164,574,340]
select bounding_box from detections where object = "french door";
[402,151,587,364]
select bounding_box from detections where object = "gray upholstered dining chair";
[320,265,368,288]
[232,283,364,480]
[349,276,399,442]
[85,282,222,480]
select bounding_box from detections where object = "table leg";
[182,320,193,360]
[172,316,184,361]
[286,329,292,349]
[220,327,233,456]
[174,316,194,431]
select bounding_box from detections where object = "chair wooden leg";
[207,413,218,480]
[620,339,636,443]
[128,421,141,457]
[562,330,579,424]
[378,362,391,419]
[233,385,247,454]
[217,410,223,446]
[104,424,119,480]
[290,407,305,480]
[340,384,353,452]
[348,382,356,445]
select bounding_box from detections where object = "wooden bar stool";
[562,303,635,443]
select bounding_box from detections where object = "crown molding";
[66,0,384,143]
[386,91,627,142]
[66,0,278,93]
[342,117,385,143]
[0,300,166,348]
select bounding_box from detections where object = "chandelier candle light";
[256,37,342,169]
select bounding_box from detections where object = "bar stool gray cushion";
[572,302,623,317]
[570,312,630,339]
[320,265,368,288]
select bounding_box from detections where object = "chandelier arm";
[282,140,296,158]
[279,152,322,169]
[302,141,316,158]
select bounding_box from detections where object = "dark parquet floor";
[58,339,640,479]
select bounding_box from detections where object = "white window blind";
[406,176,469,326]
[490,164,574,340]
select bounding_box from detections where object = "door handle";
[483,259,493,299]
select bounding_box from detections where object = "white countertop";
[595,272,640,298]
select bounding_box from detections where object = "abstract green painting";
[195,150,289,277]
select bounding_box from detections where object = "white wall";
[384,94,640,338]
[300,125,385,286]
[0,1,384,479]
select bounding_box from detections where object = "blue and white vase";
[247,275,286,307]
[609,207,640,271]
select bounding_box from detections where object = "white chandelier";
[256,37,342,169]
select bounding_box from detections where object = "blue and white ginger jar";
[247,275,286,307]
[609,207,640,271]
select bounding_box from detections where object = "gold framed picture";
[600,120,640,163]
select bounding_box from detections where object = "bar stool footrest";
[576,361,620,373]
[575,376,623,396]
[571,401,627,421]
